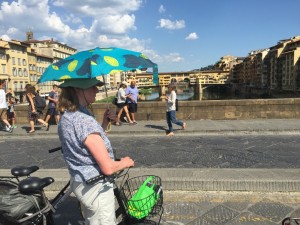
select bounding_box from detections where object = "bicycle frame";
[282,217,300,225]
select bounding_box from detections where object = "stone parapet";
[15,98,300,124]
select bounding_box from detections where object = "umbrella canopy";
[38,47,158,84]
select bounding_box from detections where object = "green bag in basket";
[127,176,161,219]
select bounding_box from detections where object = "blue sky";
[0,0,299,72]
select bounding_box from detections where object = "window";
[22,59,27,66]
[23,69,28,76]
[12,68,17,76]
[18,58,21,66]
[0,52,5,60]
[14,82,17,90]
[12,57,16,65]
[18,68,22,76]
[1,64,5,74]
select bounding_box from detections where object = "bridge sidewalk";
[1,118,300,137]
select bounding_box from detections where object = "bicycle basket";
[121,175,163,220]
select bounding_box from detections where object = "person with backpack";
[25,84,49,133]
[160,84,186,136]
[44,84,60,128]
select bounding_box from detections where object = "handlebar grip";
[48,147,62,153]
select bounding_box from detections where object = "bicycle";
[0,147,164,225]
[282,217,300,225]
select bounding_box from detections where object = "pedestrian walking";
[44,84,60,128]
[125,80,139,124]
[57,78,134,225]
[115,81,134,126]
[160,84,186,136]
[0,79,13,132]
[7,96,17,128]
[25,84,49,133]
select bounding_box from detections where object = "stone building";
[0,32,76,102]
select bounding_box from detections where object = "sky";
[0,0,299,73]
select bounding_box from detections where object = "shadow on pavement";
[145,124,166,131]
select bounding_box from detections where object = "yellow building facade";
[0,33,76,102]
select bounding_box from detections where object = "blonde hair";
[58,87,79,113]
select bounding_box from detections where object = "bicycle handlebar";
[48,147,62,153]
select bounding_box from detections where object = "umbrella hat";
[59,78,104,89]
[38,47,158,84]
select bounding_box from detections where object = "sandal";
[27,130,35,134]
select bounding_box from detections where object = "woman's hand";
[120,156,135,168]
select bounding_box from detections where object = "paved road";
[2,135,300,224]
[1,134,300,169]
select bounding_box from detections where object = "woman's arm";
[120,88,127,100]
[167,91,176,104]
[84,133,134,176]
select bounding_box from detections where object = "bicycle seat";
[11,165,39,177]
[18,177,54,194]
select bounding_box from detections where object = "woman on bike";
[57,78,134,225]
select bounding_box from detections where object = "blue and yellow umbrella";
[38,47,158,84]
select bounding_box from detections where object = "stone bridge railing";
[14,98,300,124]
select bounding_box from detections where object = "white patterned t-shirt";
[58,108,114,182]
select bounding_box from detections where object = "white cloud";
[158,5,166,13]
[53,0,142,16]
[1,34,10,41]
[52,0,64,7]
[185,32,198,40]
[97,14,136,34]
[0,0,186,71]
[165,53,184,62]
[157,18,185,30]
[0,0,143,48]
[63,14,82,24]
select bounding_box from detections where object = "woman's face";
[77,86,99,105]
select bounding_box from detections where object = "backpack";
[0,188,41,222]
[175,99,179,111]
[112,93,118,106]
[34,94,46,112]
[112,97,118,105]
